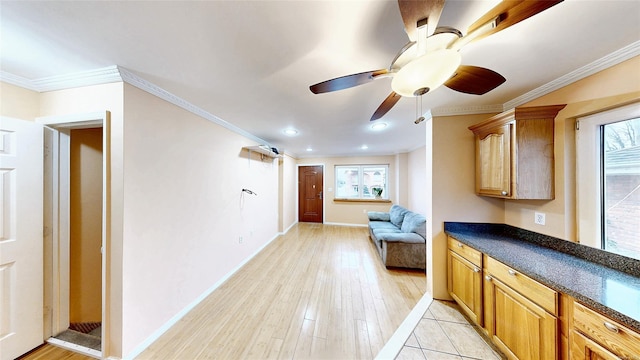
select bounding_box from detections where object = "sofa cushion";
[377,232,425,244]
[368,221,399,231]
[367,211,390,222]
[400,212,427,240]
[389,205,409,227]
[372,227,402,238]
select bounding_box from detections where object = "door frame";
[37,111,110,358]
[296,163,325,223]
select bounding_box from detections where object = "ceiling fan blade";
[398,0,446,41]
[466,0,563,44]
[309,69,388,94]
[444,65,506,95]
[371,92,402,121]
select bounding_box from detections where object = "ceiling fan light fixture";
[391,49,462,97]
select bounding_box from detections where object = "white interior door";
[0,117,44,360]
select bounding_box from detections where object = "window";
[602,118,640,260]
[335,165,388,199]
[577,103,640,261]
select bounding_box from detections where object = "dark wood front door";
[298,165,323,223]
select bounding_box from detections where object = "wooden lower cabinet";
[484,274,557,360]
[571,302,640,360]
[447,249,483,325]
[571,330,619,360]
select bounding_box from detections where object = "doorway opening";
[40,112,109,359]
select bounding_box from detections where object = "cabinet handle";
[485,275,493,281]
[501,191,508,196]
[457,243,464,248]
[603,321,619,333]
[508,269,517,276]
[473,267,481,273]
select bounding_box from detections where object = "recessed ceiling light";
[371,122,387,131]
[306,147,313,152]
[361,145,369,150]
[283,129,298,136]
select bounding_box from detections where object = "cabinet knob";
[457,243,464,248]
[603,321,619,333]
[501,191,508,196]
[473,267,481,273]
[508,269,517,276]
[485,275,493,281]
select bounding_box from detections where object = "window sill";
[333,198,392,203]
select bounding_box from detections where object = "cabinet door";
[476,123,512,197]
[447,250,483,325]
[485,275,557,360]
[571,330,620,360]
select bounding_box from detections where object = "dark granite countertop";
[444,222,640,333]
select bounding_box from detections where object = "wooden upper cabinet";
[469,105,566,199]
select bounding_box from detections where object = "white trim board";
[375,293,433,360]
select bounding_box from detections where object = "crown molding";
[1,66,122,92]
[116,66,271,147]
[504,40,640,110]
[0,71,38,91]
[432,104,503,117]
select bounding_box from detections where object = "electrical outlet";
[535,212,546,225]
[363,209,367,213]
[238,236,243,244]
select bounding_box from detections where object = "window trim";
[576,102,640,249]
[334,164,389,200]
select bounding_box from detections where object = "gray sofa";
[367,205,426,270]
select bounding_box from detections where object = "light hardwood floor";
[17,344,93,360]
[136,223,426,359]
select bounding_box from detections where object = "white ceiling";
[2,0,639,158]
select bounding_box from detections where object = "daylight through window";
[335,165,388,200]
[602,118,640,260]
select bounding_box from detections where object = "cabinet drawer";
[447,236,481,267]
[485,256,558,315]
[573,302,640,359]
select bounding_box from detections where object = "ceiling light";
[283,129,298,136]
[306,147,313,152]
[361,145,369,150]
[371,122,387,131]
[391,49,462,97]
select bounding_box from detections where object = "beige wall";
[120,84,279,357]
[0,82,39,120]
[506,56,640,241]
[407,146,427,216]
[430,114,505,299]
[69,128,103,323]
[279,154,298,232]
[297,155,404,225]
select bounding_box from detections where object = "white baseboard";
[123,232,282,360]
[323,221,368,227]
[375,293,433,360]
[280,220,298,235]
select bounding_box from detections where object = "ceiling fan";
[309,0,563,121]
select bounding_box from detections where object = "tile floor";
[397,300,504,360]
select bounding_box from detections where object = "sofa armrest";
[367,211,390,221]
[377,232,425,244]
